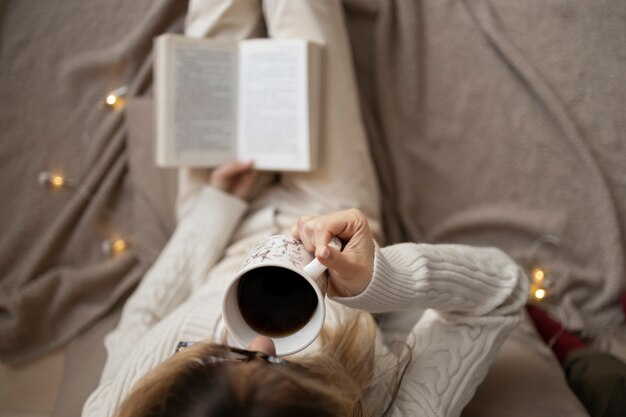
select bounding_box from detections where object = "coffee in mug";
[237,266,318,337]
[222,234,342,356]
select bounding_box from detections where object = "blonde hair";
[116,310,409,417]
[311,306,411,417]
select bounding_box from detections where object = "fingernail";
[319,245,330,260]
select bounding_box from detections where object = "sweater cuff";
[332,242,421,313]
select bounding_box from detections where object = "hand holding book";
[209,161,258,200]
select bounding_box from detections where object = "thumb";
[315,245,354,281]
[315,237,374,297]
[317,245,356,297]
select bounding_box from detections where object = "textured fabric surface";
[462,314,589,417]
[0,0,186,364]
[125,97,178,266]
[344,0,626,350]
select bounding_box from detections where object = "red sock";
[526,304,586,364]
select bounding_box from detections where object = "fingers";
[211,161,254,187]
[209,160,257,200]
[291,216,312,246]
[291,209,375,297]
[232,168,258,200]
[314,243,342,269]
[327,247,375,297]
[293,209,370,252]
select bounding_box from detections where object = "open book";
[154,34,322,171]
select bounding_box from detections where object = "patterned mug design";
[240,236,309,271]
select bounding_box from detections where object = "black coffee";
[237,266,318,337]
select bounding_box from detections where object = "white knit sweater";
[82,186,528,417]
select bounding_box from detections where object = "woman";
[83,1,528,416]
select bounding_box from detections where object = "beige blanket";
[346,0,626,353]
[0,0,186,363]
[1,0,625,366]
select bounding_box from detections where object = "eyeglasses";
[175,342,305,371]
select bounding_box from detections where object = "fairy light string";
[38,86,131,256]
[526,235,561,303]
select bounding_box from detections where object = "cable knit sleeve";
[82,186,247,417]
[336,243,529,417]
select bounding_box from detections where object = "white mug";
[222,234,341,356]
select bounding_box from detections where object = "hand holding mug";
[292,209,375,297]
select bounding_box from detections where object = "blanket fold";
[0,0,186,364]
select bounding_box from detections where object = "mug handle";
[302,237,343,278]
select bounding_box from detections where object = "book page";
[156,35,237,166]
[238,40,311,171]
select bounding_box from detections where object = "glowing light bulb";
[102,238,130,256]
[532,268,545,282]
[103,86,128,111]
[529,282,548,302]
[105,94,117,106]
[38,171,72,189]
[50,175,65,188]
[112,239,127,254]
